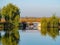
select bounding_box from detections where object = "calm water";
[0,29,60,45]
[19,30,60,45]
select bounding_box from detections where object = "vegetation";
[0,3,20,31]
[41,17,47,28]
[40,28,59,39]
[40,14,59,39]
[41,14,59,28]
[1,27,20,45]
[1,3,20,27]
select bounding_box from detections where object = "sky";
[0,0,60,17]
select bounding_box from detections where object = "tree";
[49,14,58,28]
[41,17,47,28]
[1,3,20,26]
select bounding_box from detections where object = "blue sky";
[0,0,60,17]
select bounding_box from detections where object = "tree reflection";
[40,28,59,39]
[1,27,20,45]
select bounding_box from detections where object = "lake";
[0,29,60,45]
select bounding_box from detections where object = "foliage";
[41,14,59,28]
[1,27,20,45]
[1,3,20,26]
[41,17,47,28]
[40,14,59,39]
[40,28,59,39]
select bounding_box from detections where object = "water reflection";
[0,27,20,45]
[40,28,59,39]
[0,26,60,45]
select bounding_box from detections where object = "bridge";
[19,17,41,30]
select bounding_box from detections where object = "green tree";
[49,14,58,28]
[41,17,47,28]
[1,3,20,26]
